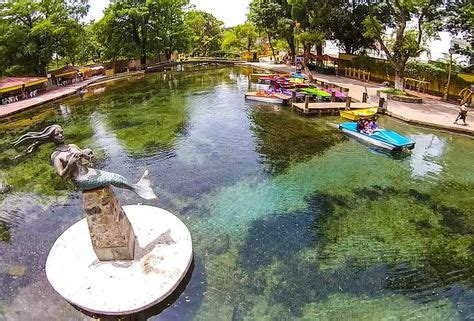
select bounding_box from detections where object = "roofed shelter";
[50,66,79,85]
[0,77,48,100]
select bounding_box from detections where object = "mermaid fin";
[132,170,157,200]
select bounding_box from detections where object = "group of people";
[1,90,39,105]
[356,118,378,135]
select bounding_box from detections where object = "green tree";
[364,0,444,89]
[186,10,224,57]
[249,0,282,61]
[445,0,473,60]
[98,0,191,66]
[221,24,258,52]
[329,2,375,54]
[0,0,90,76]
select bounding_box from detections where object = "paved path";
[248,62,473,136]
[0,76,106,118]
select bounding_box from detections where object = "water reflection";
[410,134,445,178]
[0,67,472,320]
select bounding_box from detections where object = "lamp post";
[443,47,454,101]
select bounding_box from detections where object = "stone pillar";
[83,186,135,261]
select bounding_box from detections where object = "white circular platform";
[45,205,193,315]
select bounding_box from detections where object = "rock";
[7,265,27,278]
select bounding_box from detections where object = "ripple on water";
[0,67,473,320]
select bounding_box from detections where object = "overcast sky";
[86,0,455,62]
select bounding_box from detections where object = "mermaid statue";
[12,124,157,200]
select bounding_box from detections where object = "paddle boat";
[245,91,291,104]
[251,73,289,82]
[291,72,305,79]
[339,122,415,151]
[298,87,332,99]
[340,107,378,121]
[323,88,346,101]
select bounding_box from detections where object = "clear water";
[0,67,472,320]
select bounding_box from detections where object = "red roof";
[0,77,48,91]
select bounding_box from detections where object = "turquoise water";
[0,67,472,320]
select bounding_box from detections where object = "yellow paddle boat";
[340,107,378,121]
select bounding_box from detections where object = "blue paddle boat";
[339,122,415,151]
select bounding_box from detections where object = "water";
[0,67,473,320]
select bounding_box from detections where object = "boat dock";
[292,102,375,115]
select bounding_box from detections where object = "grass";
[381,88,411,97]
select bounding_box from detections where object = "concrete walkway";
[248,62,474,136]
[0,77,106,118]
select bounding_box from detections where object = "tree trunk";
[394,70,404,90]
[316,44,323,56]
[286,36,296,62]
[303,47,314,82]
[140,50,147,67]
[266,31,277,63]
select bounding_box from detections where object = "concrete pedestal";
[83,186,135,261]
[45,205,193,315]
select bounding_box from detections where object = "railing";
[343,67,371,82]
[459,88,473,105]
[404,77,430,93]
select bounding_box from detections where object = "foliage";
[381,88,409,96]
[186,10,223,57]
[445,0,474,45]
[0,0,90,76]
[329,3,376,54]
[221,24,258,52]
[248,0,285,59]
[364,0,444,89]
[96,0,191,64]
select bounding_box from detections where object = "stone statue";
[12,124,156,200]
[13,124,160,261]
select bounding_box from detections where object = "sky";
[86,0,456,62]
[86,0,251,27]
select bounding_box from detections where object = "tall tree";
[288,0,333,80]
[329,1,375,54]
[98,0,191,66]
[445,0,473,61]
[0,0,90,76]
[364,0,444,89]
[221,24,257,52]
[186,10,223,57]
[248,0,282,61]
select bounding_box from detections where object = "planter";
[376,90,423,104]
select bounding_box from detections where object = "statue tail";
[132,170,157,200]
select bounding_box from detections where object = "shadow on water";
[236,186,474,318]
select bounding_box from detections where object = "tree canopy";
[0,0,90,76]
[186,10,224,57]
[96,0,191,65]
[364,0,444,89]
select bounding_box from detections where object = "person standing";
[454,103,468,125]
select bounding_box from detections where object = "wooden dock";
[292,102,375,115]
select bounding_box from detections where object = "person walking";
[454,103,468,125]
